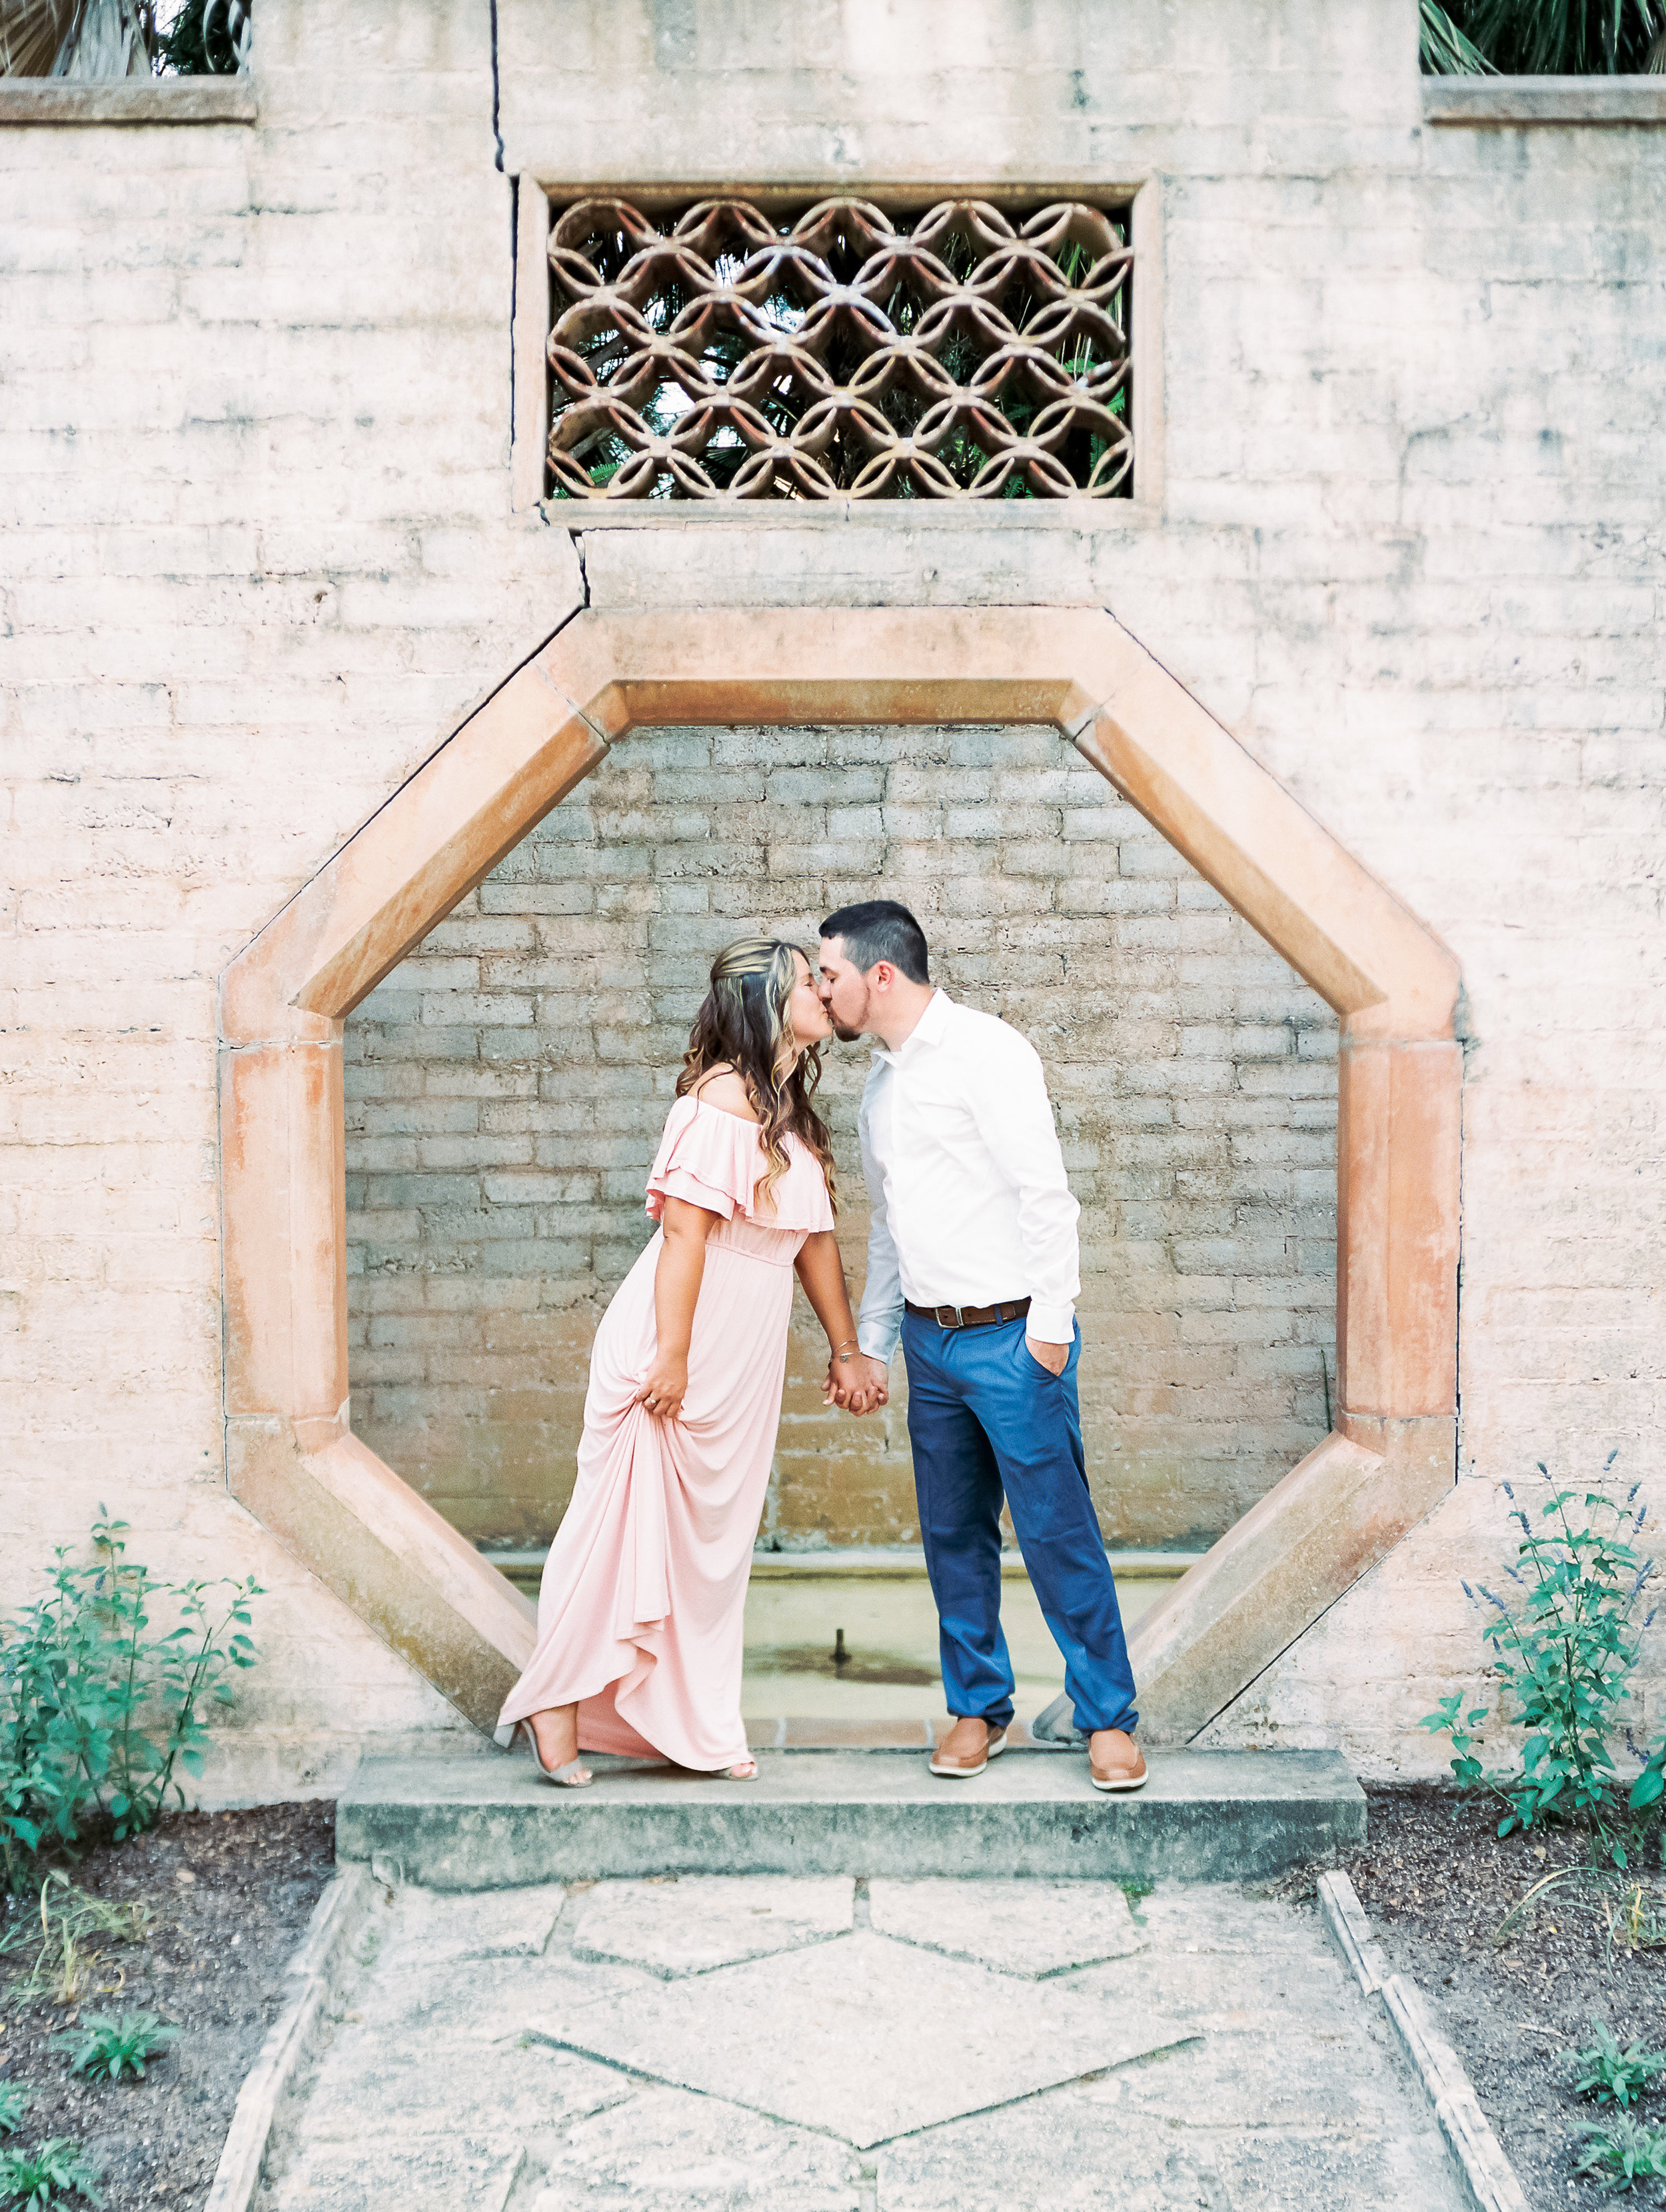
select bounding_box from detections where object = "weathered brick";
[345,722,1337,1557]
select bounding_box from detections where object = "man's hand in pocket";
[1025,1336,1068,1377]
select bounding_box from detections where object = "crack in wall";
[508,169,518,471]
[488,0,504,172]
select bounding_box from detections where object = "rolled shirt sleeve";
[855,1086,905,1363]
[966,1030,1081,1344]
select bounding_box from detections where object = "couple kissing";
[495,900,1143,1797]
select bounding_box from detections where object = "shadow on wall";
[343,720,1337,1554]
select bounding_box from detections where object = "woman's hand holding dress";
[632,1193,719,1418]
[632,1349,690,1418]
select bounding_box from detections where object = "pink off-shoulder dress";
[496,1095,834,1771]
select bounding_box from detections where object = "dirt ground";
[1334,1785,1666,2211]
[0,1801,336,2211]
[2,1780,1657,2211]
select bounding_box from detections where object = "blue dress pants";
[902,1311,1139,1737]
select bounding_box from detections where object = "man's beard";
[832,1022,864,1044]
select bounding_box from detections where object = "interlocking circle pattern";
[544,196,1134,503]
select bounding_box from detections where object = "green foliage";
[153,0,243,75]
[1570,2021,1666,2108]
[1459,0,1666,73]
[1419,1693,1491,1792]
[1626,1729,1666,1815]
[0,1754,73,1909]
[1421,0,1499,71]
[0,2089,29,2139]
[153,0,210,71]
[1574,2113,1666,2191]
[53,2011,177,2084]
[1419,1458,1653,1855]
[0,1513,261,1891]
[0,2139,103,2212]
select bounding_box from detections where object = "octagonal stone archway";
[219,607,1461,1742]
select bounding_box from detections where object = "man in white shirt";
[819,899,1144,1793]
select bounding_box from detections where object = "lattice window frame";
[510,179,1164,516]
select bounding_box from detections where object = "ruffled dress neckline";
[645,1092,833,1236]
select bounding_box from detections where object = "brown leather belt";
[904,1297,1031,1331]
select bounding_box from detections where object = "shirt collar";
[874,988,952,1067]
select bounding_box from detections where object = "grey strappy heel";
[504,1717,592,1788]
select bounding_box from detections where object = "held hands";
[823,1345,890,1417]
[632,1351,689,1420]
[1025,1335,1069,1378]
[638,1344,888,1423]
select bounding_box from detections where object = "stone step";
[337,1745,1363,1890]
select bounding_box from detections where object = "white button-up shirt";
[854,990,1082,1361]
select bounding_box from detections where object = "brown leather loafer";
[1088,1728,1148,1793]
[930,1718,1008,1778]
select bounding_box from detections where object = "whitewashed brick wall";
[3,0,1661,1790]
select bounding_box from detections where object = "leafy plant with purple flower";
[1421,1454,1656,1861]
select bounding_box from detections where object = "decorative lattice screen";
[544,196,1133,502]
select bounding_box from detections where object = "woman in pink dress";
[496,936,876,1785]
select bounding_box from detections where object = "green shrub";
[1420,1458,1653,1857]
[1573,2113,1666,2193]
[0,2088,28,2138]
[0,1513,261,1890]
[0,2139,102,2211]
[1570,2021,1666,2109]
[54,2011,177,2084]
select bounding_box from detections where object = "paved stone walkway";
[260,1875,1467,2211]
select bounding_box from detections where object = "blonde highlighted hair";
[676,936,836,1212]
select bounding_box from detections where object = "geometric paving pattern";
[529,1927,1190,2147]
[568,1875,854,1977]
[395,1881,567,1965]
[867,1877,1145,1977]
[264,1879,1470,2211]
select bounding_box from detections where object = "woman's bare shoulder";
[688,1066,760,1123]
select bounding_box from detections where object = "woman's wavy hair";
[676,936,836,1212]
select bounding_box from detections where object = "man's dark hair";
[820,899,930,986]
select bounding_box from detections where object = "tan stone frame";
[219,607,1460,1741]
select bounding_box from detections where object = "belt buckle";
[939,1304,964,1329]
